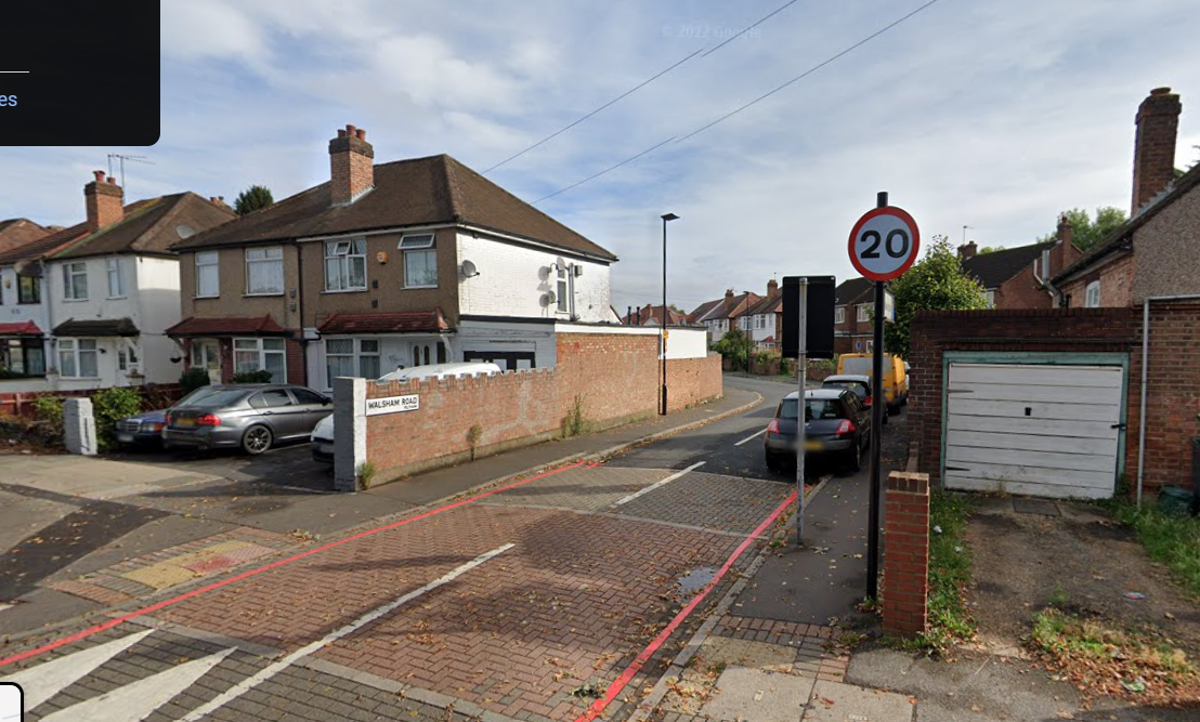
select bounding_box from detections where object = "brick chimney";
[329,124,375,206]
[1132,87,1181,216]
[1047,214,1080,277]
[767,278,779,299]
[84,170,123,232]
[957,241,977,261]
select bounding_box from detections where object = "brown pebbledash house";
[169,125,619,391]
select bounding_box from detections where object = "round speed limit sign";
[847,206,920,282]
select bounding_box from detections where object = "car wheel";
[845,441,862,474]
[882,409,889,426]
[765,452,783,473]
[242,425,273,455]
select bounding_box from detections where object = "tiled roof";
[318,310,450,334]
[53,194,235,260]
[53,317,139,337]
[962,241,1055,289]
[621,305,689,326]
[1053,164,1200,283]
[834,277,874,306]
[743,293,783,317]
[165,315,291,337]
[695,292,762,323]
[0,219,50,254]
[0,321,42,336]
[687,298,723,324]
[0,222,88,266]
[174,155,617,262]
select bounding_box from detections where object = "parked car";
[115,409,168,447]
[764,387,871,474]
[311,362,503,463]
[162,384,332,455]
[821,373,887,425]
[836,352,908,413]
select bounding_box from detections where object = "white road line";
[179,542,516,722]
[733,428,766,446]
[1,628,154,709]
[612,462,705,507]
[41,648,233,722]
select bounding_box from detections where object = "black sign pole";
[867,190,887,601]
[796,278,808,546]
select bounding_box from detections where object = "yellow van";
[836,353,908,412]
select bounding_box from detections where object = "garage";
[944,362,1124,499]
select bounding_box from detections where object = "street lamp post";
[660,213,679,416]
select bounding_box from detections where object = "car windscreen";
[825,381,867,399]
[176,388,247,408]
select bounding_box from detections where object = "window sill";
[62,298,89,303]
[402,285,438,290]
[194,295,219,300]
[321,288,368,294]
[17,301,42,306]
[243,292,285,298]
[107,296,128,301]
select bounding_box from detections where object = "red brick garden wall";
[365,333,723,480]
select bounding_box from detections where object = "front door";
[191,340,221,383]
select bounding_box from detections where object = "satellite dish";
[460,259,479,278]
[545,290,557,305]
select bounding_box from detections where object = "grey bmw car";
[162,384,332,455]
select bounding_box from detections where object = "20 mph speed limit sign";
[848,206,920,282]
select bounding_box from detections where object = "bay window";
[58,338,98,378]
[233,338,286,381]
[325,338,380,386]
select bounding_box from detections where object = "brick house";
[690,289,762,345]
[620,304,689,326]
[0,172,232,390]
[833,277,894,355]
[168,124,620,391]
[736,279,783,350]
[1053,88,1199,308]
[957,217,1080,310]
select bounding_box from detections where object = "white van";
[311,362,503,463]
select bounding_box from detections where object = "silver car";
[163,384,332,455]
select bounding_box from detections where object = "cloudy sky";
[2,0,1198,312]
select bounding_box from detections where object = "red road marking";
[0,461,589,669]
[574,490,799,722]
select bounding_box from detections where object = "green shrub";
[93,387,142,451]
[32,395,64,439]
[231,369,273,383]
[712,328,754,371]
[180,367,211,394]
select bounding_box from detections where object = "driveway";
[103,441,334,492]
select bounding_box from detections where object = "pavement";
[0,374,923,721]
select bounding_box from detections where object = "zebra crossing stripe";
[0,629,154,710]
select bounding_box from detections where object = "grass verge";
[1100,497,1200,599]
[1032,607,1199,704]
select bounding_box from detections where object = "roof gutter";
[1136,293,1200,509]
[457,223,617,264]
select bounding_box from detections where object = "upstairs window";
[196,251,220,298]
[556,264,572,313]
[325,238,367,291]
[834,306,845,324]
[107,257,126,298]
[400,234,437,288]
[18,275,40,304]
[63,262,88,301]
[245,246,284,295]
[856,304,869,322]
[1085,281,1101,308]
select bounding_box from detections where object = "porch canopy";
[52,318,138,337]
[165,315,291,338]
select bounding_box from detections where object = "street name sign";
[365,394,420,416]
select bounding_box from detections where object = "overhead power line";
[531,0,945,205]
[483,0,804,175]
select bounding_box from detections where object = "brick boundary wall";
[882,471,930,638]
[908,308,1138,488]
[362,334,723,484]
[0,383,185,420]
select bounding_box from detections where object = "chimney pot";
[93,170,105,182]
[346,124,356,135]
[1150,87,1172,96]
[107,176,117,184]
[356,128,365,140]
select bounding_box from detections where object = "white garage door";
[945,363,1123,499]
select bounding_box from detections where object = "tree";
[712,327,755,371]
[884,235,988,359]
[233,185,274,216]
[1038,207,1127,252]
[977,246,1005,254]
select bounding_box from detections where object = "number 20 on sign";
[847,206,920,282]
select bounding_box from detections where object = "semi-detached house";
[168,124,619,392]
[0,172,233,391]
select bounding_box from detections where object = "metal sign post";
[847,191,921,602]
[796,278,808,545]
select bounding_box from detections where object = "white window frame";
[63,262,88,301]
[324,238,368,292]
[555,264,572,314]
[57,338,99,378]
[399,234,437,289]
[857,304,870,322]
[106,257,126,298]
[117,340,140,374]
[233,337,287,381]
[835,306,846,324]
[196,251,220,298]
[245,246,285,296]
[866,339,874,353]
[985,289,996,309]
[324,337,381,388]
[1085,281,1101,308]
